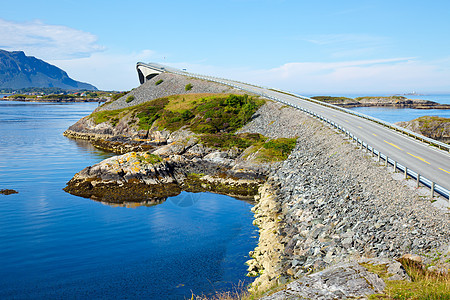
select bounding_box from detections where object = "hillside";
[0,49,96,90]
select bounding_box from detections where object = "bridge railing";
[269,88,450,152]
[164,68,450,202]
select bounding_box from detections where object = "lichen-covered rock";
[64,147,266,203]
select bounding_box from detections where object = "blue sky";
[1,0,450,93]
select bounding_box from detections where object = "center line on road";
[407,152,431,165]
[358,126,362,129]
[345,120,349,123]
[439,168,450,174]
[384,140,402,150]
[372,133,377,136]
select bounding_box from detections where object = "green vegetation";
[137,153,162,164]
[125,95,135,103]
[111,91,128,101]
[414,116,449,128]
[155,79,164,86]
[312,96,355,103]
[261,138,297,160]
[199,133,265,150]
[362,259,450,300]
[355,96,407,101]
[185,83,193,91]
[42,94,75,100]
[88,93,298,161]
[91,109,122,125]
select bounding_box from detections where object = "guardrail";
[164,68,450,202]
[307,110,450,201]
[269,88,450,152]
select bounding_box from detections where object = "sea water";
[0,101,257,299]
[306,93,450,123]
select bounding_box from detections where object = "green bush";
[155,79,164,86]
[262,138,297,159]
[185,83,193,91]
[111,91,128,102]
[181,110,194,121]
[125,95,135,103]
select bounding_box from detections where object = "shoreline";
[60,73,450,296]
[1,98,106,103]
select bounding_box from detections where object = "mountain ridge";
[0,49,97,90]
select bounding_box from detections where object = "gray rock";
[262,262,385,300]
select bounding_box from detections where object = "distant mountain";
[0,49,97,90]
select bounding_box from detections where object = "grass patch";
[259,138,297,161]
[155,79,164,86]
[91,109,123,125]
[243,137,297,162]
[86,94,301,161]
[185,83,193,91]
[363,260,450,300]
[199,133,265,150]
[125,95,135,103]
[312,96,355,103]
[111,91,128,102]
[137,153,162,164]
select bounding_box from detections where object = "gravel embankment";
[98,73,245,111]
[240,101,450,290]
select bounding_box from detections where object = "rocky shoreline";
[1,98,105,103]
[240,101,449,292]
[397,116,450,144]
[62,74,450,297]
[63,139,267,203]
[312,95,450,109]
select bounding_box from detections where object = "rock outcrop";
[312,95,450,109]
[64,73,450,297]
[260,257,411,300]
[397,116,450,144]
[64,130,267,203]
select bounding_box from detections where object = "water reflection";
[66,138,116,160]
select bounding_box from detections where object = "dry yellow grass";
[164,93,232,112]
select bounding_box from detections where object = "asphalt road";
[212,78,450,194]
[142,63,450,196]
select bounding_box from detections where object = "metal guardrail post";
[417,174,421,188]
[385,156,388,167]
[394,161,397,172]
[378,152,381,162]
[405,167,408,179]
[431,182,435,198]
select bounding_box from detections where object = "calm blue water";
[306,93,450,123]
[0,101,257,299]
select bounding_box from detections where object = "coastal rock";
[396,116,450,143]
[0,189,18,195]
[261,261,385,300]
[64,146,265,203]
[241,101,450,291]
[63,72,450,295]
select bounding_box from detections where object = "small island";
[312,95,450,109]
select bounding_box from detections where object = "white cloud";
[173,58,450,94]
[246,58,450,94]
[0,18,105,60]
[49,50,156,90]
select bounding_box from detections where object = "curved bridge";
[136,62,450,201]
